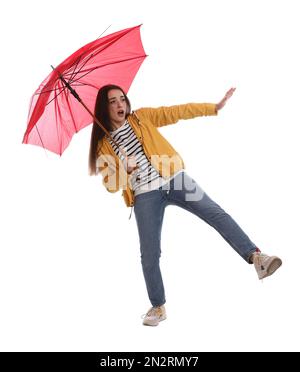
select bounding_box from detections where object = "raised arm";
[136,102,218,128]
[135,87,236,128]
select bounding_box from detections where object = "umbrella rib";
[67,53,96,83]
[34,55,93,97]
[34,58,85,96]
[62,88,78,133]
[65,25,111,84]
[66,82,88,87]
[72,80,99,90]
[34,85,66,96]
[55,81,64,155]
[34,124,47,153]
[65,28,140,83]
[34,77,86,96]
[68,55,147,85]
[63,52,94,85]
[46,85,69,106]
[68,56,82,85]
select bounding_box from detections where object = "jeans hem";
[151,301,166,307]
[247,248,258,264]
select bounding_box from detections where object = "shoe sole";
[143,315,167,327]
[260,257,282,279]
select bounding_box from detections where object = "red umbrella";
[22,25,147,155]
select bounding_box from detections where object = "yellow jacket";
[97,103,218,207]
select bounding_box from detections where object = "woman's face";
[107,89,127,128]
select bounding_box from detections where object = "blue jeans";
[133,172,258,307]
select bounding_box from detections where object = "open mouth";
[117,110,125,117]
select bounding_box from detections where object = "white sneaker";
[253,253,282,280]
[142,305,167,326]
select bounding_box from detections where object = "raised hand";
[216,87,236,111]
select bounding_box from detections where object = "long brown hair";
[88,84,131,175]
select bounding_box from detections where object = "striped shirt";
[108,120,184,196]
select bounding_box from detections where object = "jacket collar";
[98,111,140,157]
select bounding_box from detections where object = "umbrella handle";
[79,99,127,158]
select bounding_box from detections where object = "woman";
[89,84,282,326]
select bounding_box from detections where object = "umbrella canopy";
[22,25,147,155]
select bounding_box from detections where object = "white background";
[1,0,299,352]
